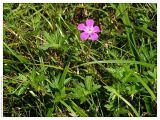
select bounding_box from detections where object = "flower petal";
[80,32,89,40]
[86,19,94,27]
[78,23,86,31]
[93,26,101,33]
[89,33,99,41]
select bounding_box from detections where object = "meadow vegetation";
[3,3,157,117]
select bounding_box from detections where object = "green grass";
[3,3,157,117]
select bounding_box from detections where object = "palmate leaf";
[70,76,101,104]
[126,85,138,100]
[40,30,67,50]
[70,83,88,103]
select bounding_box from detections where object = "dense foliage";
[3,3,157,117]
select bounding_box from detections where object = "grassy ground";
[3,3,157,117]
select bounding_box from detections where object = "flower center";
[86,27,93,34]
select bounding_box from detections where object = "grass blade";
[72,60,155,68]
[118,4,140,71]
[70,100,88,117]
[104,86,139,117]
[60,100,77,117]
[59,63,70,89]
[133,73,156,101]
[3,42,30,63]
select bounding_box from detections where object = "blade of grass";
[118,4,140,71]
[3,42,31,72]
[59,63,70,89]
[4,42,30,64]
[70,100,88,117]
[133,73,156,101]
[4,59,85,81]
[72,60,155,68]
[60,100,77,117]
[104,86,139,117]
[76,5,109,17]
[136,27,156,39]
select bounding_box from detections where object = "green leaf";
[40,30,67,50]
[29,90,37,97]
[144,96,153,114]
[60,100,77,117]
[133,73,156,101]
[85,76,92,91]
[70,100,88,117]
[14,81,29,96]
[3,42,30,63]
[39,44,58,50]
[104,86,139,117]
[46,108,54,117]
[136,27,156,39]
[58,63,70,89]
[118,4,140,71]
[91,84,101,92]
[16,84,28,96]
[73,60,155,68]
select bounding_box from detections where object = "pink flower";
[78,19,101,41]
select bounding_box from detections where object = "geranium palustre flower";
[78,19,101,41]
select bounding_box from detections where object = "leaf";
[91,84,101,92]
[54,91,67,103]
[3,42,30,63]
[133,73,156,101]
[12,74,29,96]
[43,31,53,43]
[85,76,92,91]
[126,85,138,100]
[136,27,156,39]
[14,81,29,96]
[29,90,37,97]
[144,96,153,114]
[70,100,88,117]
[104,86,139,117]
[73,60,155,68]
[39,44,58,50]
[16,84,28,96]
[17,73,28,81]
[58,63,70,89]
[46,108,54,117]
[118,4,140,71]
[60,100,77,117]
[116,107,128,115]
[40,30,67,50]
[70,83,88,104]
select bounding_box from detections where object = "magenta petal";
[78,23,86,31]
[86,19,94,27]
[80,32,89,40]
[93,26,101,33]
[89,33,99,41]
